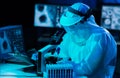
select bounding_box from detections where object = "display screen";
[34,3,68,28]
[0,25,25,59]
[101,4,120,30]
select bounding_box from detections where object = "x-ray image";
[0,31,12,55]
[34,4,68,28]
[101,5,120,30]
[34,4,57,27]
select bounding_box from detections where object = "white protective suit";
[57,16,117,78]
[57,3,117,78]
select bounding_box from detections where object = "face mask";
[64,23,87,34]
[63,26,76,34]
[63,22,79,33]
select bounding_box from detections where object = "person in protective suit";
[44,2,117,78]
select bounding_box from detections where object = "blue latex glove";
[31,52,38,61]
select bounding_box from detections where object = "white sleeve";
[74,32,117,76]
[103,32,117,66]
[74,41,103,76]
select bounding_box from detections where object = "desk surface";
[0,63,42,78]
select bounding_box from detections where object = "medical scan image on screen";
[34,4,68,28]
[0,25,25,60]
[101,5,120,30]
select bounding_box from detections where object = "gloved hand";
[31,52,38,61]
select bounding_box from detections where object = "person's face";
[63,22,91,40]
[63,22,88,34]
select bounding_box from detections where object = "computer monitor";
[0,25,25,60]
[100,4,120,44]
[34,3,68,28]
[100,4,120,30]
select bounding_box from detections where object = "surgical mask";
[63,23,78,33]
[63,23,88,35]
[64,23,91,43]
